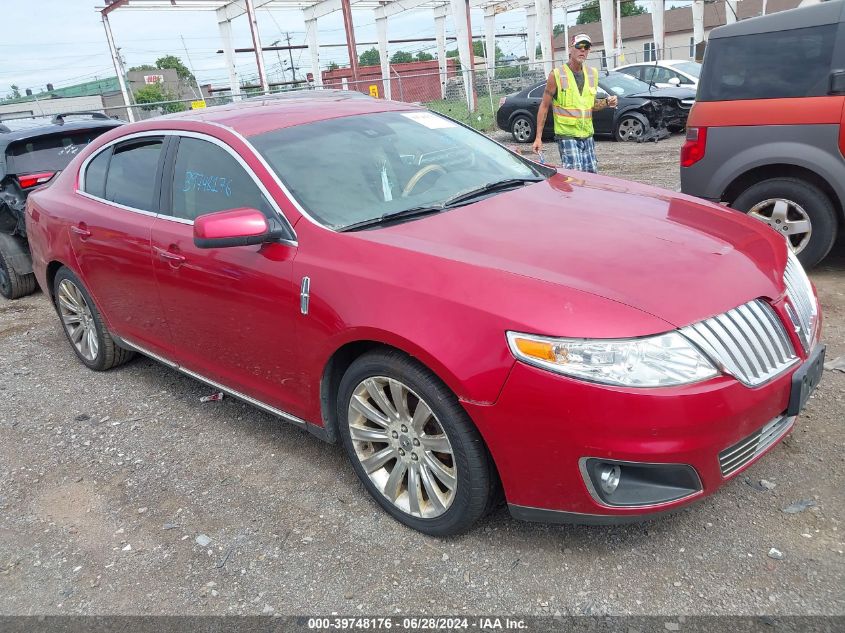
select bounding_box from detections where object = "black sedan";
[496,71,695,143]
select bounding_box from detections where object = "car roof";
[710,0,844,39]
[148,93,421,137]
[0,117,123,146]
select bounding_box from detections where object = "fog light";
[599,464,621,495]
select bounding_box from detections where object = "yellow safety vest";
[552,64,599,139]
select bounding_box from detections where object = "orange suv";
[681,0,845,267]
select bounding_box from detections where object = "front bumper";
[462,354,811,524]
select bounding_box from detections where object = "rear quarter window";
[698,24,838,101]
[5,129,113,175]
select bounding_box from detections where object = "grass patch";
[424,95,505,132]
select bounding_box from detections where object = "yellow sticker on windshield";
[401,112,457,129]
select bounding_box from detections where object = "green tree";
[133,83,186,113]
[358,47,380,66]
[9,84,21,99]
[577,0,647,25]
[327,61,340,71]
[390,50,414,64]
[155,55,194,80]
[129,64,158,73]
[553,24,566,36]
[446,41,502,60]
[415,51,434,62]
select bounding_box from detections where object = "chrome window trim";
[74,128,298,246]
[119,338,310,429]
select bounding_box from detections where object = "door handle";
[70,224,91,238]
[153,246,186,264]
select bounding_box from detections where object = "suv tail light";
[17,171,56,189]
[680,127,707,167]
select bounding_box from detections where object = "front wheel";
[337,350,497,535]
[732,178,837,268]
[614,113,649,142]
[510,114,535,143]
[52,267,135,371]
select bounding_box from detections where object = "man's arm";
[592,95,618,111]
[532,71,558,154]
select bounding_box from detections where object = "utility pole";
[271,39,287,82]
[181,34,207,102]
[285,31,297,82]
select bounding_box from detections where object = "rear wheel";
[337,350,497,536]
[614,113,649,142]
[0,243,36,300]
[732,178,837,268]
[510,114,535,143]
[52,267,134,371]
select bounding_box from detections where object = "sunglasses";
[574,42,591,50]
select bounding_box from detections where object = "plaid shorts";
[556,137,598,173]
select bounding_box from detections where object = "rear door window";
[5,128,114,175]
[167,136,273,221]
[84,148,111,199]
[698,24,838,101]
[104,138,164,212]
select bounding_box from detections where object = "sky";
[1,0,578,98]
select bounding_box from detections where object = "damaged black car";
[496,71,695,144]
[0,112,122,300]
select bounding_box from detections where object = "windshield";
[250,111,549,229]
[671,62,701,78]
[600,72,650,96]
[5,129,113,175]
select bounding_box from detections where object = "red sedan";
[25,95,825,535]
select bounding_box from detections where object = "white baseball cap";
[571,33,592,46]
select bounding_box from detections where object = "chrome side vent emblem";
[300,276,310,315]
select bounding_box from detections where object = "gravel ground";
[1,134,843,616]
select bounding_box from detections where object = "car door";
[150,133,306,417]
[593,82,616,135]
[71,135,172,357]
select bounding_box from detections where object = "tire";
[614,113,649,142]
[337,349,497,536]
[510,114,535,144]
[52,267,135,371]
[0,243,37,300]
[732,177,837,269]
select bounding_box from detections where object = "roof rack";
[51,112,112,125]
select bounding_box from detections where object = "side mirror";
[193,207,284,249]
[668,77,681,87]
[596,89,609,100]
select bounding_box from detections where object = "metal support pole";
[526,8,537,63]
[376,16,391,99]
[725,0,738,25]
[484,10,496,79]
[245,0,269,93]
[650,0,665,60]
[435,13,448,99]
[217,15,242,100]
[598,0,615,68]
[101,12,135,122]
[692,0,705,60]
[450,0,476,111]
[341,0,360,84]
[305,18,323,87]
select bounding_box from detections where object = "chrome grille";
[719,413,794,477]
[784,252,818,352]
[681,300,797,387]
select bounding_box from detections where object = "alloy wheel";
[748,198,812,254]
[617,117,644,141]
[57,279,99,362]
[513,118,533,142]
[347,376,457,519]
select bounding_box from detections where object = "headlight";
[506,331,719,387]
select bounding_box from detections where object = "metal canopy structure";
[98,0,698,121]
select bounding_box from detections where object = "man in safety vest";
[532,33,617,173]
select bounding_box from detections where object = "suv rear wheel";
[733,178,837,268]
[0,244,37,300]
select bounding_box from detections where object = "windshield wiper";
[337,177,543,232]
[338,205,445,232]
[440,177,543,207]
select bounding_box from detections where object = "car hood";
[364,172,787,328]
